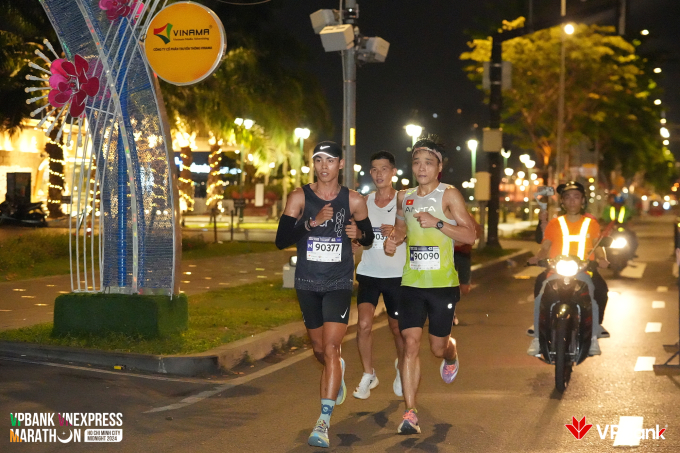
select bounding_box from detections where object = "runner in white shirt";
[352,151,407,399]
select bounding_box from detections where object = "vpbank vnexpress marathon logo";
[565,415,666,443]
[9,412,123,443]
[154,23,173,44]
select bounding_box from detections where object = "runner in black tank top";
[275,141,374,448]
[295,185,354,291]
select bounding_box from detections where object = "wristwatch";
[309,218,319,228]
[436,220,444,230]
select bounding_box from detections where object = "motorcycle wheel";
[554,317,572,392]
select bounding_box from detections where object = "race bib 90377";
[307,237,342,262]
[409,246,440,270]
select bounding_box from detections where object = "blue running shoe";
[308,420,330,448]
[336,358,346,405]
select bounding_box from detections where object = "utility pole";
[486,37,504,249]
[556,0,567,184]
[342,0,358,190]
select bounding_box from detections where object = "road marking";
[0,309,12,312]
[34,304,48,307]
[144,320,390,413]
[257,276,267,279]
[255,268,265,271]
[620,262,646,279]
[634,357,656,371]
[652,301,665,309]
[218,283,230,286]
[12,289,27,292]
[513,267,544,279]
[613,416,644,447]
[645,322,662,333]
[21,296,36,299]
[657,286,668,292]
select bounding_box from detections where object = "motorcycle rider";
[527,181,610,356]
[602,192,638,257]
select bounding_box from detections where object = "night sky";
[249,1,679,188]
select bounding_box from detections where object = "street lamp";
[295,127,312,184]
[310,3,390,189]
[405,124,422,147]
[405,124,422,185]
[235,117,254,221]
[501,148,511,169]
[467,139,478,179]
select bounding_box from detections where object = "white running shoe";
[352,370,379,399]
[393,358,403,397]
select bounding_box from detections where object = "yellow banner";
[144,2,226,85]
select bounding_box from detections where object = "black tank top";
[295,185,354,291]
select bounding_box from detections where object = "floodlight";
[357,37,390,63]
[319,24,355,52]
[310,9,340,34]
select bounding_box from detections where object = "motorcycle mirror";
[600,237,613,248]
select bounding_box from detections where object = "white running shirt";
[356,192,407,278]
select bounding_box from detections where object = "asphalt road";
[1,216,679,452]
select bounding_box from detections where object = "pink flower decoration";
[48,55,100,118]
[99,0,143,21]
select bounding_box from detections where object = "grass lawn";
[0,233,279,281]
[0,281,305,355]
[183,222,278,230]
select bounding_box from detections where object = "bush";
[0,233,70,273]
[182,235,207,252]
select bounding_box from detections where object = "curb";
[0,248,532,377]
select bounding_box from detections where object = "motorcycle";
[0,200,48,227]
[530,239,612,392]
[605,225,637,277]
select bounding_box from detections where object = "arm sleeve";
[275,214,308,250]
[354,217,375,247]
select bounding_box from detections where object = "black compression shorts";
[398,286,461,337]
[296,289,353,329]
[356,274,401,319]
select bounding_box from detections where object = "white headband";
[413,147,442,162]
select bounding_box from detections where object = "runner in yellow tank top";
[384,136,477,436]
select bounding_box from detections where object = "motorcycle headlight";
[555,259,579,277]
[610,237,628,249]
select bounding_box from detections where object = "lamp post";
[501,148,511,171]
[235,118,253,221]
[295,127,311,184]
[524,158,536,221]
[405,124,422,186]
[556,0,574,183]
[467,139,478,180]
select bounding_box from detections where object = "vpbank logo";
[566,416,592,440]
[154,23,173,44]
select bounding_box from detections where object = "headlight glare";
[610,237,628,249]
[555,259,579,277]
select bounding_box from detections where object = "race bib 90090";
[307,237,342,262]
[409,246,440,270]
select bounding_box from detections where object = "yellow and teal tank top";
[401,183,459,288]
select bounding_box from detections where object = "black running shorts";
[398,286,461,337]
[356,274,402,319]
[296,289,353,329]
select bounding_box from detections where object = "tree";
[461,18,674,189]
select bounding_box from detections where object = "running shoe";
[336,358,347,405]
[397,409,421,435]
[393,358,403,397]
[440,355,459,384]
[353,370,379,399]
[308,420,330,448]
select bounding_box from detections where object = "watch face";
[437,221,444,229]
